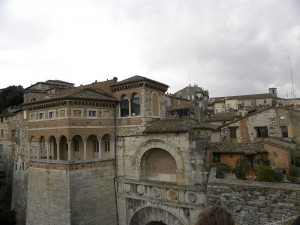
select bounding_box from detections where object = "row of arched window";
[120,93,140,117]
[120,92,160,117]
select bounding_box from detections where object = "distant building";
[209,88,278,114]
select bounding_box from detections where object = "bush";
[216,164,232,179]
[287,166,300,183]
[254,164,283,182]
[233,158,249,180]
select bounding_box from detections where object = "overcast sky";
[0,0,299,98]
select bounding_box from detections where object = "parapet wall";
[206,168,300,225]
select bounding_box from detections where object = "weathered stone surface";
[207,168,300,225]
[26,160,117,225]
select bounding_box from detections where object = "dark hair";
[195,204,235,225]
[292,216,300,225]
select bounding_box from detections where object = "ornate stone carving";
[151,187,161,198]
[185,191,197,203]
[136,185,145,195]
[124,183,131,193]
[167,189,178,201]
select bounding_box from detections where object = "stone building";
[209,88,278,114]
[2,75,300,225]
[221,106,300,143]
[1,75,212,225]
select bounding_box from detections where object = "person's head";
[195,204,235,225]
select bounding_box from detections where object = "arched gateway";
[129,206,185,225]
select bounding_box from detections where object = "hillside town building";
[0,75,300,225]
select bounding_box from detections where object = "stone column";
[56,142,60,160]
[83,141,87,160]
[128,99,132,116]
[67,142,71,161]
[46,142,49,160]
[37,142,41,159]
[98,140,102,159]
[28,142,31,160]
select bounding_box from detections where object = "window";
[120,95,129,117]
[93,140,99,152]
[229,127,237,138]
[48,111,54,119]
[73,137,79,157]
[1,117,3,123]
[256,127,268,138]
[281,126,288,137]
[88,110,97,117]
[1,129,3,136]
[103,134,110,151]
[93,139,99,158]
[131,93,140,116]
[39,112,45,120]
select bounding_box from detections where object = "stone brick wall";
[12,170,28,225]
[26,160,118,225]
[206,168,300,225]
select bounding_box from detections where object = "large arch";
[129,206,185,225]
[133,139,184,172]
[141,148,177,183]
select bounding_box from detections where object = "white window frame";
[88,109,97,118]
[48,110,55,119]
[38,111,45,120]
[30,113,36,121]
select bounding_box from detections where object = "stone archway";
[129,206,185,225]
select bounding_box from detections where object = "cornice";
[24,99,117,111]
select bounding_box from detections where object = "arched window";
[120,95,129,117]
[103,134,110,152]
[131,93,140,116]
[152,93,159,116]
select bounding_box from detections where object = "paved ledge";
[29,158,115,170]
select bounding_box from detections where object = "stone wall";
[26,160,118,225]
[117,178,206,225]
[12,170,28,225]
[206,168,300,225]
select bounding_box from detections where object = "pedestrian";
[195,204,235,225]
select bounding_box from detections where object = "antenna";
[288,57,295,99]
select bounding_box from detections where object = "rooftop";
[211,142,267,155]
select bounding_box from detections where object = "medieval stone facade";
[1,76,300,225]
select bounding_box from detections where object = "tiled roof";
[263,138,296,149]
[144,118,209,133]
[206,112,238,122]
[111,75,169,88]
[62,89,117,101]
[211,93,276,101]
[211,142,266,155]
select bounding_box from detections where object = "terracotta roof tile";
[206,112,238,122]
[111,75,169,88]
[144,118,206,133]
[211,142,266,155]
[263,138,296,149]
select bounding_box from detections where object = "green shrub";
[216,164,232,178]
[233,158,249,180]
[254,164,283,182]
[287,166,300,183]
